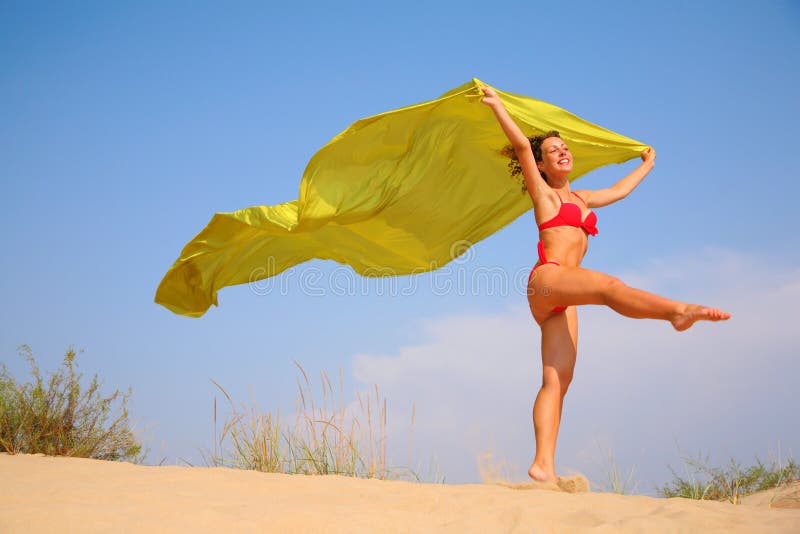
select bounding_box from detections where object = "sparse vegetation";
[594,441,638,495]
[658,450,800,503]
[206,361,436,481]
[0,345,142,461]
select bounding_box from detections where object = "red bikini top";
[537,191,598,236]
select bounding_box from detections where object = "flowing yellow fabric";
[155,78,647,317]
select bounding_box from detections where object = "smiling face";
[536,136,573,181]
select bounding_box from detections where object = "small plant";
[658,450,800,503]
[0,345,142,462]
[207,361,432,481]
[594,441,638,495]
[658,450,714,500]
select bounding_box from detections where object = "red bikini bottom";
[527,240,567,313]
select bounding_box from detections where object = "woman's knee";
[600,275,626,303]
[541,367,574,394]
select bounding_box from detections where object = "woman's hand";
[641,147,656,165]
[481,86,502,108]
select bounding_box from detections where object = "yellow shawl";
[155,78,647,317]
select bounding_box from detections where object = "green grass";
[657,450,800,503]
[0,345,142,461]
[206,361,438,481]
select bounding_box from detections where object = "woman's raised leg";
[528,306,578,484]
[530,265,730,330]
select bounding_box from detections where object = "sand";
[2,453,798,533]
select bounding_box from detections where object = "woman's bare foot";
[672,304,731,331]
[528,463,558,485]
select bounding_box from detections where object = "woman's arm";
[575,148,656,208]
[481,87,549,201]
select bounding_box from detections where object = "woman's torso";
[535,190,597,267]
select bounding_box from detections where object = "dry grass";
[593,441,638,495]
[207,361,426,481]
[0,345,142,461]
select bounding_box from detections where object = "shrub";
[0,345,142,461]
[657,450,800,503]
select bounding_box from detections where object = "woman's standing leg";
[528,306,578,483]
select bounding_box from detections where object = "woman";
[481,86,730,485]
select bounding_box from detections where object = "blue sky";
[2,1,799,491]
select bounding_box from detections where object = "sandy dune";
[2,454,798,533]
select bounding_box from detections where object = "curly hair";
[500,130,561,191]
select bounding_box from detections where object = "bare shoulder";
[570,189,593,204]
